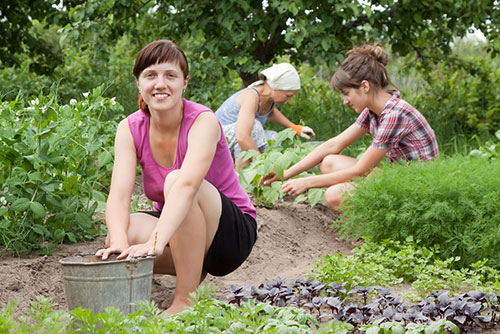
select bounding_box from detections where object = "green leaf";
[97,151,112,167]
[307,188,324,207]
[243,168,258,185]
[28,171,44,183]
[10,198,31,212]
[29,201,46,219]
[294,194,307,203]
[263,186,280,205]
[54,229,65,242]
[365,6,372,17]
[92,190,106,203]
[365,326,380,334]
[288,2,299,16]
[348,3,359,16]
[66,232,77,243]
[321,39,329,51]
[32,225,46,235]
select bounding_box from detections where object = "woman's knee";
[324,183,354,211]
[324,186,344,210]
[320,155,358,174]
[128,212,159,244]
[320,155,337,174]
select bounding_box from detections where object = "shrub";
[409,53,500,146]
[337,156,500,269]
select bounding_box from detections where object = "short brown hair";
[134,40,189,114]
[330,42,394,92]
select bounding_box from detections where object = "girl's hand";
[260,171,281,186]
[96,241,130,260]
[281,178,309,196]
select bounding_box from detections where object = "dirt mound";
[0,199,352,317]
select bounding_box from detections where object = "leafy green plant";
[470,129,500,160]
[311,238,500,297]
[0,285,319,333]
[0,86,120,254]
[337,156,500,269]
[362,319,459,334]
[237,129,325,207]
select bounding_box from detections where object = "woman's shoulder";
[127,109,149,122]
[183,99,212,113]
[238,87,259,98]
[236,88,259,107]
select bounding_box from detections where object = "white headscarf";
[250,63,301,90]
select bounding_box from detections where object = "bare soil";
[0,198,353,317]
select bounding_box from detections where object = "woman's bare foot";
[160,299,191,317]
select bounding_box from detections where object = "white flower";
[82,92,89,98]
[70,99,77,105]
[31,98,39,105]
[110,97,116,105]
[26,107,35,111]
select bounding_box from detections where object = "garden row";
[3,236,500,333]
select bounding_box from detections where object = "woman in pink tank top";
[96,40,257,316]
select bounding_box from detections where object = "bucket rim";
[59,254,155,266]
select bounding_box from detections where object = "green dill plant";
[337,156,500,269]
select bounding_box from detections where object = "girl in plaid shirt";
[261,42,439,212]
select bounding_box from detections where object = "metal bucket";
[59,254,155,315]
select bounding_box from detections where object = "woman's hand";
[281,177,309,196]
[260,171,281,187]
[116,238,165,260]
[95,241,130,260]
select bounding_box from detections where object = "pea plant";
[237,128,325,207]
[0,86,120,255]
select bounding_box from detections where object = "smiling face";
[136,61,189,113]
[271,89,298,105]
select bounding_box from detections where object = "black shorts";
[139,190,257,276]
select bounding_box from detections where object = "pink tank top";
[127,99,256,219]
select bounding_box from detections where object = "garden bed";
[0,199,352,318]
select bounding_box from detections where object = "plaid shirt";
[355,91,439,162]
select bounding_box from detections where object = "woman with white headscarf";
[215,63,315,169]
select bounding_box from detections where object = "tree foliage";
[0,1,83,74]
[60,0,499,84]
